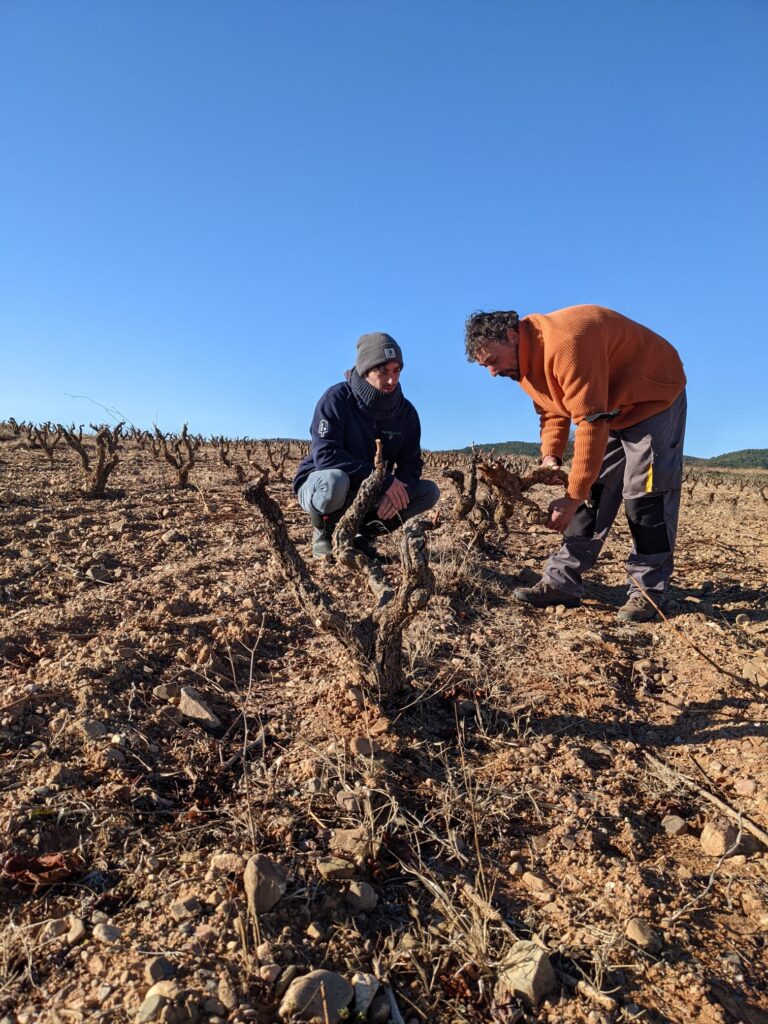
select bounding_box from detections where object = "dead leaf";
[2,851,85,887]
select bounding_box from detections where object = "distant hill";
[701,449,768,469]
[445,442,768,470]
[457,441,540,458]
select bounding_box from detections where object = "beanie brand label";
[384,347,396,359]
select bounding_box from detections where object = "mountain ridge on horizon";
[444,441,768,470]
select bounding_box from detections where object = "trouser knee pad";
[625,494,670,554]
[564,483,604,540]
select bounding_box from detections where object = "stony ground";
[1,431,767,1024]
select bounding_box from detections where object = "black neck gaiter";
[345,368,405,420]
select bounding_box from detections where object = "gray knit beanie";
[355,332,404,377]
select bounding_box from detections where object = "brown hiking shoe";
[617,594,665,622]
[512,579,580,609]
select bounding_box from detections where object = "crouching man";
[293,331,440,559]
[465,305,687,622]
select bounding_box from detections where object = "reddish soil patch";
[1,432,767,1023]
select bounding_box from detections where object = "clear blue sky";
[1,1,766,457]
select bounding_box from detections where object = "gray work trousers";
[544,389,687,602]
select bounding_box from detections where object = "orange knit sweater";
[517,305,686,501]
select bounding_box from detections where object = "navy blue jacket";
[293,381,423,495]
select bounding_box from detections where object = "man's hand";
[546,495,582,533]
[377,479,409,520]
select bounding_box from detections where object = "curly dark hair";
[464,310,520,362]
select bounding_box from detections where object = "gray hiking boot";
[312,528,333,559]
[309,509,337,559]
[512,579,580,609]
[617,594,665,622]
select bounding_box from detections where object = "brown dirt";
[1,431,767,1024]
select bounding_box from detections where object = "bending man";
[294,331,440,559]
[465,305,687,622]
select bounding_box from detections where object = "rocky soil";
[1,431,767,1024]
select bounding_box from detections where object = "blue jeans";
[297,469,440,525]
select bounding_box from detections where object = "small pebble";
[92,923,122,944]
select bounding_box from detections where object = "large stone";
[217,976,238,1010]
[521,871,553,893]
[145,980,183,1001]
[662,814,688,836]
[43,919,68,940]
[742,656,768,686]
[278,970,353,1023]
[79,719,108,740]
[243,854,287,914]
[170,896,203,921]
[625,916,662,953]
[349,737,382,758]
[316,857,355,880]
[136,994,166,1023]
[700,817,740,857]
[734,778,758,797]
[255,940,274,961]
[145,956,175,984]
[102,746,126,767]
[335,790,362,814]
[351,972,379,1015]
[206,852,247,880]
[260,963,282,984]
[86,565,112,583]
[153,683,181,703]
[345,880,378,913]
[330,827,372,862]
[344,684,365,708]
[495,941,557,1007]
[92,923,122,944]
[66,917,86,946]
[178,686,221,729]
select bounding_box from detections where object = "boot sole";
[512,588,580,609]
[617,608,662,623]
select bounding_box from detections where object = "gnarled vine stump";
[242,457,435,698]
[476,460,569,528]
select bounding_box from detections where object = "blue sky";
[1,1,766,457]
